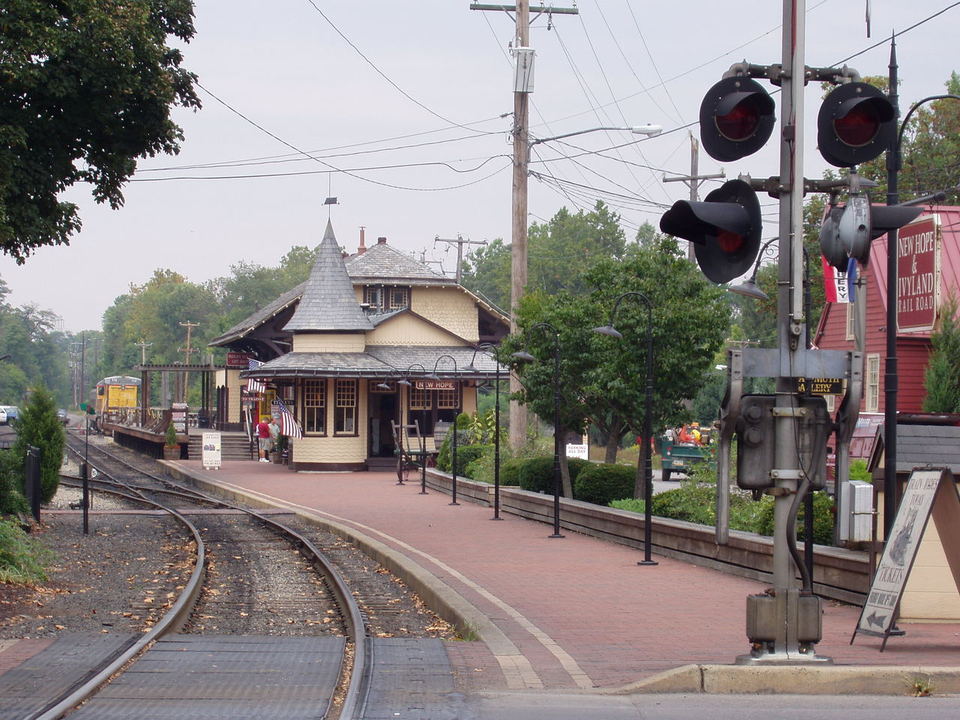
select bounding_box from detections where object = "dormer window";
[363,285,409,312]
[388,287,409,310]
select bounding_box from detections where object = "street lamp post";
[512,322,564,538]
[465,344,504,520]
[594,292,657,565]
[428,355,460,506]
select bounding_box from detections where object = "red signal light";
[717,230,746,255]
[818,83,895,167]
[716,99,761,142]
[833,104,881,147]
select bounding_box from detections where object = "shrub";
[0,451,28,516]
[755,490,834,544]
[610,497,645,514]
[574,463,636,506]
[849,459,872,482]
[499,458,526,486]
[517,456,589,495]
[0,518,51,584]
[650,482,717,525]
[448,444,486,476]
[435,413,473,471]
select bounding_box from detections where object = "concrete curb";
[611,664,960,696]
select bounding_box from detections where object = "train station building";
[208,222,508,471]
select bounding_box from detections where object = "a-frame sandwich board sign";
[852,468,960,650]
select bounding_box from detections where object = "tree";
[505,235,731,495]
[0,0,200,260]
[585,238,730,468]
[13,385,64,503]
[923,296,960,413]
[461,201,629,310]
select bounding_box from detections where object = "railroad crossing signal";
[659,179,762,284]
[819,195,922,270]
[699,76,776,162]
[817,82,896,168]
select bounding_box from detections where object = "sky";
[3,1,960,333]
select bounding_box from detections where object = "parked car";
[57,408,69,425]
[2,406,18,422]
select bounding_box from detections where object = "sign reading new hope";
[897,216,940,333]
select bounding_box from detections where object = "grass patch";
[0,518,52,584]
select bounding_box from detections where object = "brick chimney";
[377,236,387,245]
[358,226,367,255]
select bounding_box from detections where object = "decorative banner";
[897,216,940,333]
[821,255,851,304]
[201,432,222,470]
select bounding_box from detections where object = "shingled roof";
[346,240,454,285]
[283,220,373,333]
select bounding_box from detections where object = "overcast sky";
[3,1,959,332]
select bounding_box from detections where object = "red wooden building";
[814,207,960,414]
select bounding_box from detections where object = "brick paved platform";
[164,461,960,691]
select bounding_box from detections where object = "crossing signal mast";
[658,2,922,665]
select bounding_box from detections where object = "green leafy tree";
[505,235,731,495]
[923,296,960,413]
[13,385,64,503]
[462,201,629,310]
[0,0,200,260]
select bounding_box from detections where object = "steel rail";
[61,434,373,719]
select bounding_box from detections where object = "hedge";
[574,463,636,506]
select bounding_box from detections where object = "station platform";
[157,460,960,693]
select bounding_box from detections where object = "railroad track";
[38,432,375,720]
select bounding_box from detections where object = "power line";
[302,0,490,134]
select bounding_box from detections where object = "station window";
[335,379,357,435]
[303,380,325,434]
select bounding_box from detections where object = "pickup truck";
[656,436,713,481]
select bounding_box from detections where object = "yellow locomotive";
[94,375,141,421]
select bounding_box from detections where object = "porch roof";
[240,345,504,380]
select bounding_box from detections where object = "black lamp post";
[466,344,504,520]
[399,363,429,493]
[884,92,960,550]
[512,322,564,539]
[428,354,460,506]
[594,292,657,565]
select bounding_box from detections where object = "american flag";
[246,358,266,395]
[276,398,302,439]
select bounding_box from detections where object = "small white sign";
[201,432,222,470]
[565,443,589,460]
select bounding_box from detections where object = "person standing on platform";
[256,416,272,462]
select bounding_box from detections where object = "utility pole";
[135,338,153,366]
[178,321,199,403]
[434,234,486,283]
[663,133,724,261]
[470,1,578,450]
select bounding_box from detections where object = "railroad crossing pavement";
[155,460,960,695]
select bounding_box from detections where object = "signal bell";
[700,76,776,162]
[659,179,762,284]
[818,82,896,168]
